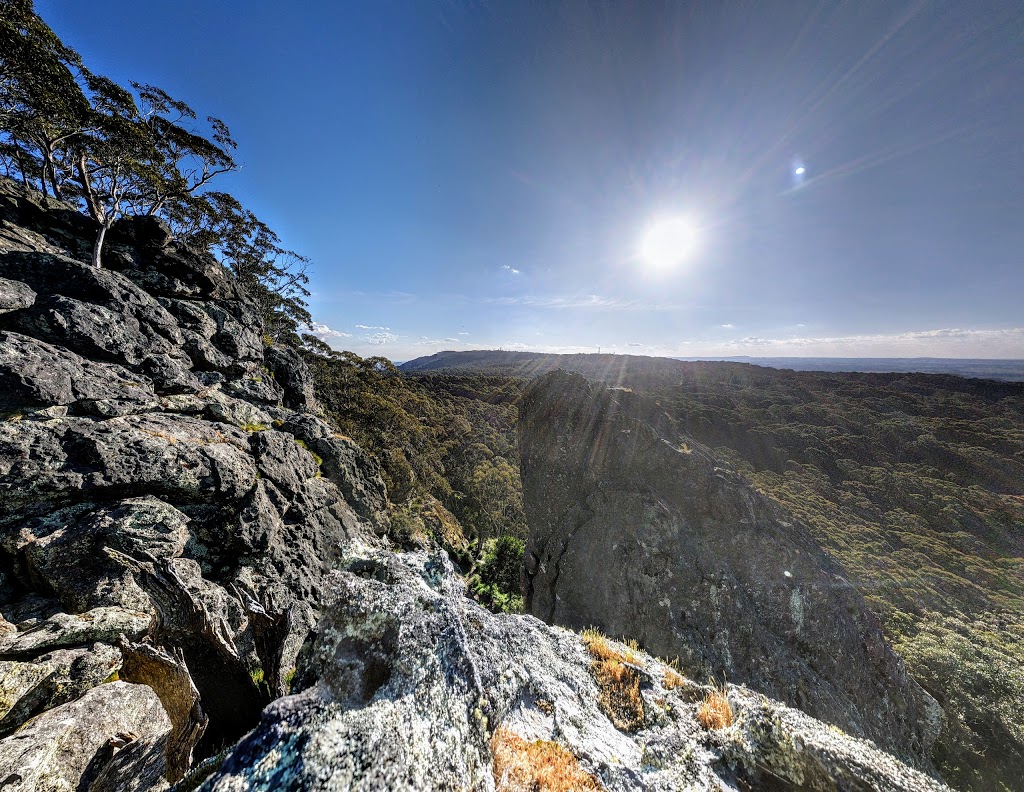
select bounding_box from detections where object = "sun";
[638,214,699,272]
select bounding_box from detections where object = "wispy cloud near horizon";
[483,294,679,311]
[706,327,1024,358]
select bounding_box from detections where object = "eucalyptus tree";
[0,0,91,198]
[0,0,316,347]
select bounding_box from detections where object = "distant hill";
[677,356,1024,381]
[401,349,1024,383]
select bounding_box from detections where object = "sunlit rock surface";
[201,548,948,792]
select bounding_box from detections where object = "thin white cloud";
[721,323,734,328]
[500,265,521,275]
[407,335,470,348]
[484,294,678,310]
[626,342,644,347]
[356,324,390,331]
[344,290,417,304]
[715,327,1024,357]
[457,331,470,336]
[303,322,352,339]
[365,332,398,345]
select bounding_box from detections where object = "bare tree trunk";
[44,149,63,201]
[92,221,107,268]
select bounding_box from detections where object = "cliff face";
[0,179,389,777]
[518,370,943,771]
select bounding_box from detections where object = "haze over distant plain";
[42,1,1024,361]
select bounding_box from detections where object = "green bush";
[468,535,525,614]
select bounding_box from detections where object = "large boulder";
[0,643,121,735]
[0,277,34,314]
[8,497,190,612]
[201,548,948,792]
[0,331,157,415]
[0,251,200,394]
[264,343,318,411]
[518,371,942,770]
[0,680,169,792]
[0,607,151,657]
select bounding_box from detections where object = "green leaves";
[0,1,310,330]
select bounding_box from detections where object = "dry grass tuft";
[581,628,641,664]
[491,727,602,791]
[581,629,645,732]
[663,668,687,690]
[696,681,734,730]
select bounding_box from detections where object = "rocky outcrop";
[0,178,389,786]
[518,371,943,772]
[201,547,948,792]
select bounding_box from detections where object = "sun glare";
[638,215,699,272]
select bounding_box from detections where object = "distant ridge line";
[398,350,1024,382]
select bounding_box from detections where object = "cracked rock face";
[0,178,389,789]
[201,547,948,792]
[518,370,942,771]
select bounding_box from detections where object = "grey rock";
[11,498,190,612]
[109,215,173,251]
[120,244,247,303]
[0,331,157,414]
[201,391,272,430]
[281,413,389,527]
[0,180,476,787]
[0,680,169,792]
[0,277,34,314]
[0,643,121,735]
[0,251,184,347]
[263,343,318,411]
[223,373,284,406]
[202,547,949,792]
[0,179,93,261]
[157,299,234,372]
[518,371,941,769]
[250,429,320,494]
[138,353,201,395]
[86,735,169,792]
[0,414,258,520]
[0,607,150,657]
[201,303,263,365]
[11,293,176,366]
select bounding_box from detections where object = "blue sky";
[41,1,1024,360]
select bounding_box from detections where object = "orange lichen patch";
[491,728,603,792]
[663,668,687,690]
[696,682,734,730]
[581,629,645,732]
